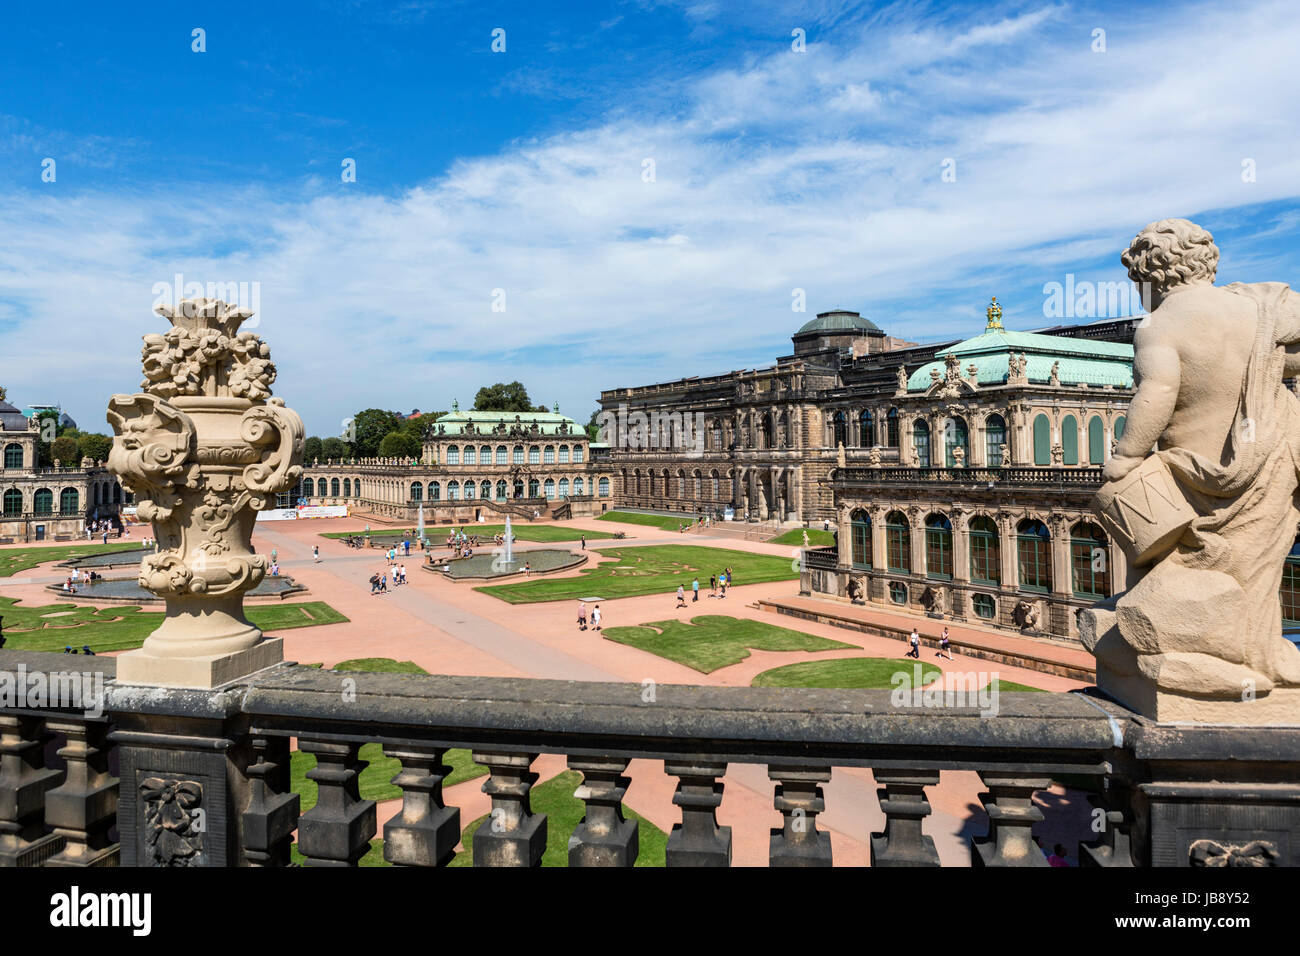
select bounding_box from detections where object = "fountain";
[417,502,425,547]
[503,514,513,565]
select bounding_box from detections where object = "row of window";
[849,510,1111,599]
[443,444,585,465]
[629,473,726,498]
[304,476,612,501]
[1,487,84,516]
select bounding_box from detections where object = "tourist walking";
[719,574,727,599]
[692,577,699,602]
[580,534,586,550]
[578,601,587,631]
[591,604,602,631]
[369,572,381,594]
[399,564,407,585]
[909,627,920,658]
[676,585,687,608]
[313,545,320,563]
[939,626,952,660]
[709,574,717,597]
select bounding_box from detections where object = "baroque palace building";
[600,299,1141,641]
[0,387,124,542]
[300,404,615,524]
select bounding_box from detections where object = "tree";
[303,436,323,462]
[586,409,603,442]
[378,430,420,459]
[349,408,403,458]
[404,412,442,438]
[34,410,61,466]
[473,382,532,413]
[321,437,350,461]
[77,433,112,464]
[51,436,78,466]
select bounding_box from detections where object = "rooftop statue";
[1085,218,1300,722]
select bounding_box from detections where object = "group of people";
[65,567,103,591]
[576,601,601,631]
[370,560,409,594]
[907,626,954,660]
[86,519,120,544]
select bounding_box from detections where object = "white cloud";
[2,0,1299,433]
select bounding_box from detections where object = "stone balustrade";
[2,648,1296,867]
[838,466,1104,487]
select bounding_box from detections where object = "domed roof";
[795,310,880,335]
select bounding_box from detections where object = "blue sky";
[2,0,1299,434]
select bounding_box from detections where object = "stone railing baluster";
[297,739,376,867]
[382,744,460,867]
[471,750,545,867]
[0,715,65,866]
[241,735,299,867]
[768,764,832,867]
[1080,785,1135,867]
[970,771,1051,867]
[44,719,119,867]
[568,755,637,867]
[871,769,940,866]
[665,760,730,867]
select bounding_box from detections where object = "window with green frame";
[850,510,872,569]
[969,515,1000,585]
[944,418,968,468]
[972,593,996,619]
[888,582,908,605]
[1017,519,1052,592]
[3,443,21,469]
[912,421,930,468]
[924,514,952,579]
[1070,522,1110,598]
[985,415,1006,467]
[1032,415,1051,465]
[1282,538,1300,625]
[886,511,910,573]
[886,408,899,447]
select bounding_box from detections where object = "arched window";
[60,488,79,514]
[1070,521,1110,598]
[33,488,53,515]
[542,479,555,498]
[447,480,459,500]
[559,445,570,463]
[464,446,476,465]
[2,488,20,516]
[410,483,422,502]
[944,417,969,468]
[496,446,507,464]
[514,479,525,498]
[885,510,910,573]
[447,445,460,465]
[573,477,584,496]
[528,478,540,497]
[303,478,315,496]
[3,443,21,469]
[331,478,340,497]
[599,477,610,497]
[859,410,874,448]
[886,408,899,447]
[429,482,440,501]
[1114,416,1127,440]
[480,445,491,464]
[529,446,540,465]
[1061,415,1079,465]
[464,480,476,499]
[711,471,720,498]
[1088,416,1105,465]
[573,445,584,463]
[985,414,1006,467]
[559,478,569,496]
[544,445,555,464]
[496,480,507,501]
[480,480,491,500]
[925,513,953,579]
[1033,414,1051,465]
[1017,519,1052,592]
[513,445,524,464]
[850,509,872,569]
[344,478,352,496]
[912,420,931,468]
[761,413,774,450]
[969,516,1001,585]
[832,411,848,448]
[1282,537,1300,625]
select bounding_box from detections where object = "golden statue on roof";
[985,296,1004,331]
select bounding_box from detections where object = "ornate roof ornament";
[986,296,1004,331]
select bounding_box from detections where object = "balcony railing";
[837,466,1104,489]
[803,546,839,571]
[4,648,1295,867]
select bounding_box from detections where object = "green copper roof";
[907,328,1133,391]
[431,409,585,437]
[796,310,880,335]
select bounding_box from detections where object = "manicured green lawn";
[290,838,388,867]
[475,544,798,604]
[596,511,697,532]
[321,524,614,543]
[985,677,1044,692]
[0,542,147,578]
[331,657,427,674]
[751,657,942,689]
[604,614,854,673]
[768,528,836,547]
[449,770,667,867]
[0,597,349,654]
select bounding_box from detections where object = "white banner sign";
[256,508,300,522]
[296,505,349,519]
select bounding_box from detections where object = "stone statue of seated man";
[1084,218,1300,723]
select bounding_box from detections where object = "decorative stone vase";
[107,299,303,687]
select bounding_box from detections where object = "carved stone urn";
[107,298,303,687]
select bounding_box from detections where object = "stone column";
[107,298,303,689]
